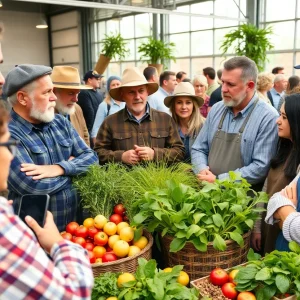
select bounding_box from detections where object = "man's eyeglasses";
[0,140,19,156]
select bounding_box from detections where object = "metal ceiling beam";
[12,0,248,21]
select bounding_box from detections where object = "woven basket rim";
[162,230,251,247]
[91,230,153,269]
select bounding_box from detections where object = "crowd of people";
[2,21,300,298]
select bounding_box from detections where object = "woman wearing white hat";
[164,82,205,162]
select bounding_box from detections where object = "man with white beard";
[3,64,98,231]
[191,56,279,191]
[51,66,91,146]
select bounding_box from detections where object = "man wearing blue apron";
[191,56,279,191]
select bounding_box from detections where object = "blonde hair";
[170,97,205,137]
[288,85,300,95]
[257,73,274,92]
[192,75,208,89]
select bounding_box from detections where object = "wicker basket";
[92,230,153,277]
[161,231,251,280]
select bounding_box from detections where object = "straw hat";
[51,66,92,89]
[164,82,204,108]
[109,67,158,101]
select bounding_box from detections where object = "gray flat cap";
[3,64,52,97]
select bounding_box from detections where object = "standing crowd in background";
[3,18,300,298]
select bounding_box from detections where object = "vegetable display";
[91,258,199,300]
[234,242,300,299]
[132,172,268,252]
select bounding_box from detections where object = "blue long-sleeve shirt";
[8,110,98,231]
[191,94,279,184]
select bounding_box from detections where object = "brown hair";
[0,106,9,137]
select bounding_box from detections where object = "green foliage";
[118,161,200,219]
[92,272,120,300]
[100,33,130,60]
[131,171,268,252]
[73,163,127,218]
[92,259,199,299]
[234,242,300,299]
[138,37,176,64]
[220,24,274,71]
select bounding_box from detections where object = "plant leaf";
[229,231,244,247]
[186,224,201,239]
[213,234,226,251]
[275,274,290,294]
[255,267,271,281]
[245,219,254,229]
[170,238,186,252]
[212,214,224,227]
[289,241,300,254]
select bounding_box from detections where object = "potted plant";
[131,172,268,280]
[220,24,274,71]
[94,33,130,75]
[138,37,176,74]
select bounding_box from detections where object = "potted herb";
[94,33,130,75]
[132,172,268,279]
[138,37,176,74]
[220,24,274,71]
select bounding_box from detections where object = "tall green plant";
[138,37,176,64]
[100,33,129,60]
[220,24,274,71]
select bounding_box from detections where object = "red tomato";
[222,282,238,299]
[110,214,123,225]
[74,225,88,238]
[94,231,108,246]
[210,268,229,286]
[85,242,95,251]
[102,252,117,262]
[66,221,79,235]
[114,204,126,216]
[73,236,86,248]
[87,226,99,239]
[106,246,114,253]
[88,251,96,264]
[61,231,72,241]
[86,237,94,244]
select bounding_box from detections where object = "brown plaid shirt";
[94,107,185,164]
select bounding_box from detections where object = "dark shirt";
[208,86,222,107]
[178,128,190,162]
[77,89,104,135]
[94,107,185,164]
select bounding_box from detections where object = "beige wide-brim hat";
[109,67,158,101]
[164,82,204,108]
[51,66,92,89]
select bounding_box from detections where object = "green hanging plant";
[100,33,130,60]
[220,24,274,71]
[138,37,176,64]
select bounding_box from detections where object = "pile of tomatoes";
[60,204,148,264]
[209,268,256,300]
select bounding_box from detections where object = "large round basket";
[92,230,153,277]
[161,231,251,280]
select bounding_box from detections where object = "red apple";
[222,282,238,299]
[210,268,229,286]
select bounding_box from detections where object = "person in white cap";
[94,67,185,165]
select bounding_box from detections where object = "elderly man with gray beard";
[191,56,279,191]
[3,64,98,231]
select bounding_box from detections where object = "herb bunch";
[132,172,268,252]
[73,163,126,218]
[234,242,300,300]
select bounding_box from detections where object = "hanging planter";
[94,33,129,74]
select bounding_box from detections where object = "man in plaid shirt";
[94,67,185,164]
[3,64,98,232]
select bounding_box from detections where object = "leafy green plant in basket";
[233,241,300,300]
[73,163,127,218]
[118,161,200,220]
[132,171,268,252]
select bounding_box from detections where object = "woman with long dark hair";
[252,94,300,254]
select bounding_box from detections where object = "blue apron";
[275,177,300,251]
